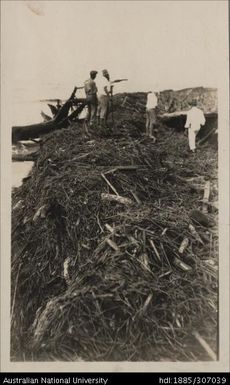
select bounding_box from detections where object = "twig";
[202,181,211,213]
[105,165,139,175]
[106,238,119,251]
[141,293,153,313]
[149,239,161,262]
[178,237,189,254]
[101,172,119,196]
[63,257,71,285]
[188,224,204,245]
[130,190,141,205]
[11,262,22,322]
[198,126,217,146]
[192,331,217,360]
[105,223,114,233]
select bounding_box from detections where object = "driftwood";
[12,88,87,143]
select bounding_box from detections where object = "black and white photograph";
[1,0,229,372]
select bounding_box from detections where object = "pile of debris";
[11,114,218,361]
[111,87,217,139]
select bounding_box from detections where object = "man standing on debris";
[185,100,206,152]
[146,91,158,141]
[84,70,98,126]
[97,69,112,129]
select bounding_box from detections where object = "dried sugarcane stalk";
[33,204,49,222]
[149,239,161,262]
[178,237,189,254]
[139,253,151,271]
[173,257,192,272]
[202,181,211,213]
[197,126,217,146]
[192,331,217,360]
[63,257,71,285]
[105,223,114,233]
[105,165,139,175]
[11,262,22,322]
[188,224,204,245]
[101,173,119,196]
[105,238,119,251]
[101,193,133,206]
[130,190,141,205]
[141,293,153,313]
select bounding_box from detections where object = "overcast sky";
[1,0,228,98]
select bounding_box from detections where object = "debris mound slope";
[11,107,218,362]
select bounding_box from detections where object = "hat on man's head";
[90,70,98,76]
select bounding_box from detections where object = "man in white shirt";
[97,69,112,129]
[185,100,206,152]
[146,91,158,140]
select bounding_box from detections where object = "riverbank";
[12,142,39,187]
[12,161,34,188]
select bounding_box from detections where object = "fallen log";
[12,88,87,143]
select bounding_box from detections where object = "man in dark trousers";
[84,70,98,126]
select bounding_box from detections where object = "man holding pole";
[97,69,128,129]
